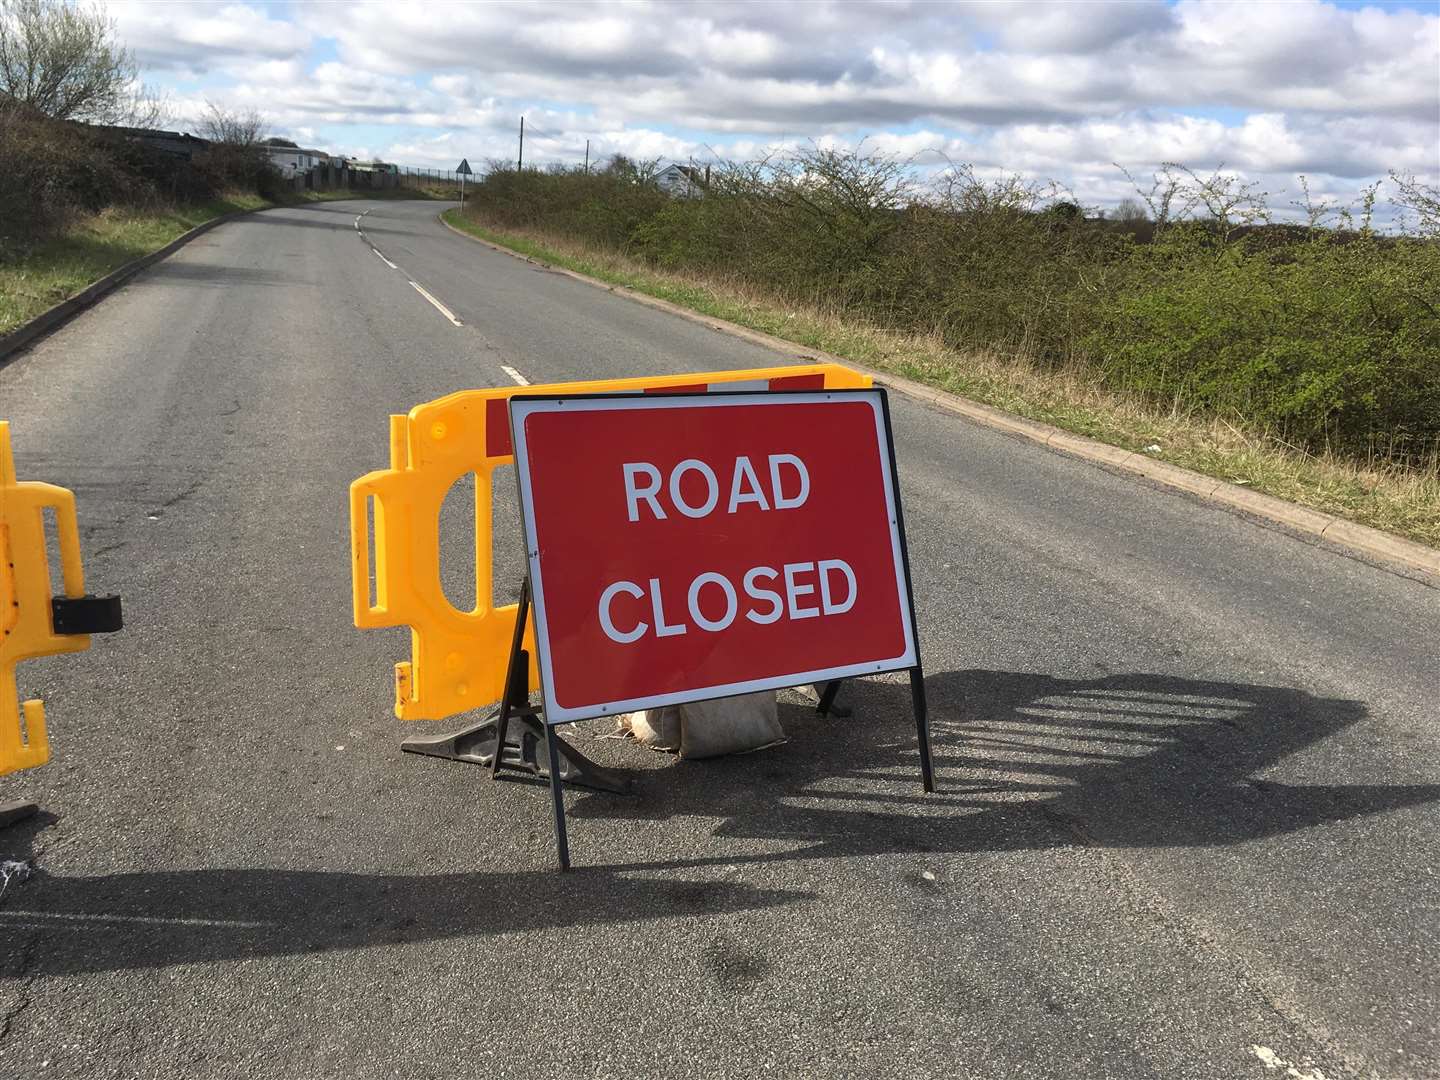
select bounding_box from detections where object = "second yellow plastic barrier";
[350,363,871,721]
[0,422,92,777]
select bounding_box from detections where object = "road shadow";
[565,670,1440,870]
[232,212,356,233]
[144,260,308,287]
[4,670,1432,976]
[0,864,807,977]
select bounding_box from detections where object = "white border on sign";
[510,390,917,724]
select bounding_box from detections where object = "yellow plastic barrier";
[350,363,871,721]
[0,422,92,777]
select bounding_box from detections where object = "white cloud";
[107,0,1437,211]
[111,1,310,74]
[292,0,1437,126]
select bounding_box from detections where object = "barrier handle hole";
[366,495,379,611]
[438,472,479,614]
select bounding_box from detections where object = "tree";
[0,0,143,123]
[1114,197,1148,224]
[262,136,298,148]
[197,101,264,148]
[194,101,273,194]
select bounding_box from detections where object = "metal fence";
[283,163,463,194]
[397,166,463,188]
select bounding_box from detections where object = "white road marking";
[1251,1045,1328,1079]
[500,365,530,385]
[0,909,271,928]
[409,281,463,326]
[373,248,398,270]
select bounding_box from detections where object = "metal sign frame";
[505,388,933,869]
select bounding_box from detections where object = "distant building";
[656,163,708,197]
[261,145,330,176]
[337,158,398,176]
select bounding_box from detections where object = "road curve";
[0,199,1436,1080]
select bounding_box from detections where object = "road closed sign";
[510,389,918,723]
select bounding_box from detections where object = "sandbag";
[615,691,785,758]
[678,692,786,759]
[620,705,682,751]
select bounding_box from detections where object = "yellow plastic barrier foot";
[0,422,123,778]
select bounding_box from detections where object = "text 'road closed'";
[511,391,917,723]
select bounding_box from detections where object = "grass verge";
[0,187,457,337]
[1,194,269,335]
[443,209,1440,550]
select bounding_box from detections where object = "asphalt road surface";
[2,200,1437,1080]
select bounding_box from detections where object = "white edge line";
[500,365,530,386]
[409,280,463,326]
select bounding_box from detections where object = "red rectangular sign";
[510,390,917,723]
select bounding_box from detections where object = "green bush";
[0,113,144,249]
[461,149,1440,464]
[1086,226,1440,459]
[0,112,279,259]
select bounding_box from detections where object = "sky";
[111,0,1440,216]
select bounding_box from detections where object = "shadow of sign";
[566,670,1440,870]
[2,671,1433,976]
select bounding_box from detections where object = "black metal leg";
[909,666,935,793]
[490,651,524,780]
[544,723,571,870]
[816,679,843,716]
[492,577,532,779]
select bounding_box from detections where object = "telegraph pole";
[518,116,524,172]
[584,139,590,175]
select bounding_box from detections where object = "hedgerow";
[463,150,1439,465]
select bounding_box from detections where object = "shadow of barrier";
[348,363,869,723]
[0,422,122,790]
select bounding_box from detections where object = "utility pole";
[518,116,524,172]
[584,139,590,175]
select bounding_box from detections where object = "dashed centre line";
[501,365,530,385]
[352,206,518,356]
[409,280,464,326]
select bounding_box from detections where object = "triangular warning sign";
[456,158,473,175]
